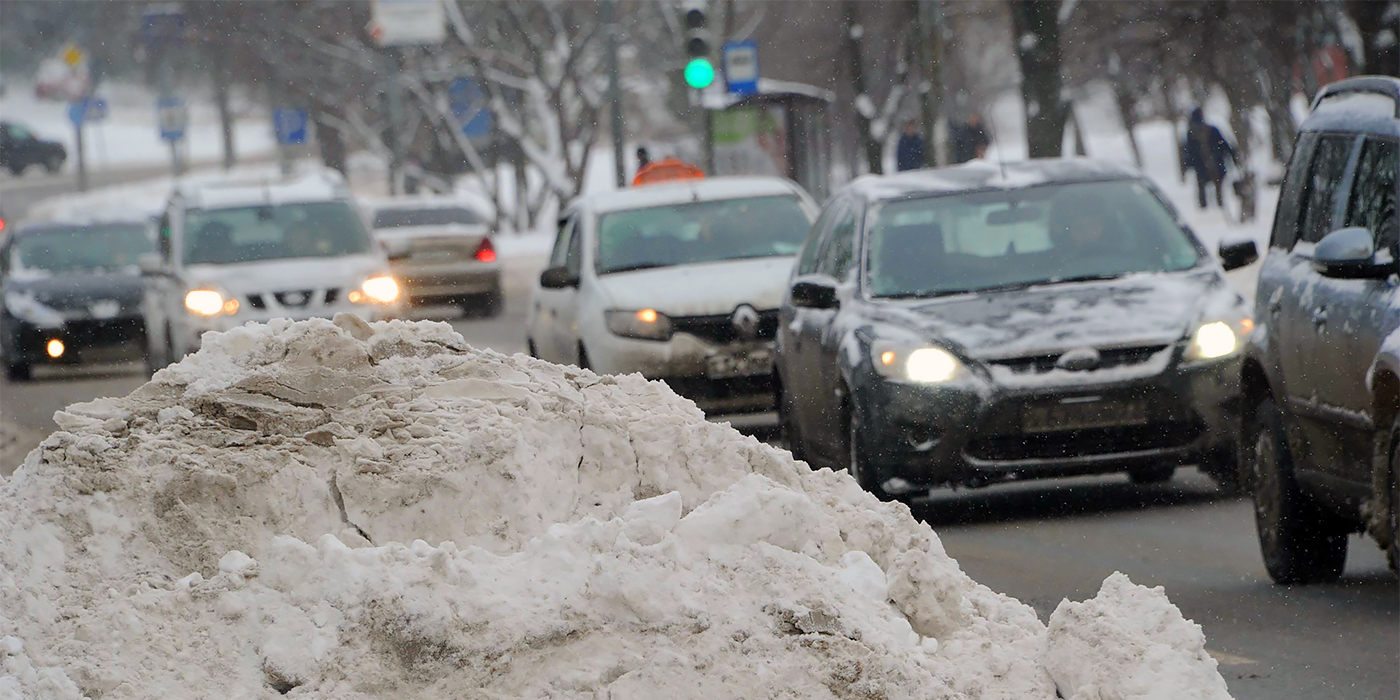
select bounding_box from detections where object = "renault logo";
[731,304,760,340]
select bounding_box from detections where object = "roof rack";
[1310,76,1400,118]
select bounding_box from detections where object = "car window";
[796,199,845,276]
[158,213,173,262]
[1270,133,1316,250]
[182,201,372,266]
[864,180,1201,298]
[816,202,858,280]
[564,217,583,276]
[1296,134,1358,246]
[8,124,31,140]
[594,195,812,275]
[372,206,484,229]
[549,215,576,269]
[1344,137,1398,251]
[10,223,154,275]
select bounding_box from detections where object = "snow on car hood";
[865,268,1237,360]
[186,254,389,294]
[596,256,796,316]
[0,316,1233,699]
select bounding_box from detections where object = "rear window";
[373,206,484,229]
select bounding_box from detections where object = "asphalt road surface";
[0,172,1393,699]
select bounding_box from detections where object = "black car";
[1241,76,1400,584]
[0,220,154,381]
[775,159,1260,500]
[0,122,66,176]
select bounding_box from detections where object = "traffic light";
[683,5,713,89]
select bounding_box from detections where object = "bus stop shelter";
[702,79,835,202]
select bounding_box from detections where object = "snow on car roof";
[358,191,494,215]
[177,167,352,211]
[576,175,807,215]
[1301,77,1400,138]
[845,158,1144,203]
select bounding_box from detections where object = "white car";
[360,194,503,317]
[140,168,403,370]
[527,176,818,414]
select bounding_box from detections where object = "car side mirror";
[539,265,579,289]
[138,253,164,276]
[790,277,839,310]
[381,239,411,262]
[1313,226,1393,279]
[1218,239,1259,271]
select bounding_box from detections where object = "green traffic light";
[684,57,715,89]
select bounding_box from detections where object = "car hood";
[595,256,796,316]
[186,254,389,294]
[864,269,1238,360]
[4,270,145,313]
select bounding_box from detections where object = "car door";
[807,199,863,462]
[531,212,577,364]
[1311,136,1399,482]
[783,198,847,448]
[1276,132,1363,473]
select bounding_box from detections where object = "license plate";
[1022,400,1149,433]
[705,345,773,379]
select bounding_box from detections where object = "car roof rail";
[1310,76,1400,118]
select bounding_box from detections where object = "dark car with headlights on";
[0,219,154,381]
[775,159,1260,500]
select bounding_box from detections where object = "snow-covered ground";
[0,81,275,173]
[0,316,1235,699]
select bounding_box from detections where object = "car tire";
[43,156,61,174]
[526,338,538,358]
[1248,396,1349,585]
[7,162,25,177]
[1128,465,1176,484]
[846,403,895,502]
[142,328,169,378]
[5,361,31,382]
[776,375,806,462]
[576,344,591,371]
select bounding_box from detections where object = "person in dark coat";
[949,114,990,164]
[1181,108,1238,209]
[895,121,924,172]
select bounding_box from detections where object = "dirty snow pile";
[0,315,1233,699]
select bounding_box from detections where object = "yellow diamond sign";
[62,44,85,67]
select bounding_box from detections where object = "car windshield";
[865,180,1201,298]
[11,223,153,273]
[183,201,373,265]
[595,194,812,274]
[373,206,484,229]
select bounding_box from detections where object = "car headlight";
[184,289,239,316]
[1185,315,1253,361]
[350,275,400,304]
[871,343,966,383]
[605,308,672,341]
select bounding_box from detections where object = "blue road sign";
[142,7,189,49]
[447,78,493,139]
[157,95,186,142]
[68,97,108,126]
[722,40,759,96]
[273,108,310,145]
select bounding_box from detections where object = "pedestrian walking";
[1180,108,1238,210]
[948,114,990,165]
[895,121,924,172]
[636,146,651,171]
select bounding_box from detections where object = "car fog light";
[46,338,65,358]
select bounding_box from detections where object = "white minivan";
[140,169,402,371]
[527,176,817,415]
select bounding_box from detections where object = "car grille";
[670,310,780,345]
[965,421,1201,462]
[985,344,1170,374]
[245,288,341,312]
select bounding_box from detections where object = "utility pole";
[915,0,944,168]
[603,0,627,189]
[385,50,406,195]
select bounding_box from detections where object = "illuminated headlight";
[1185,316,1253,361]
[351,276,400,304]
[871,343,966,383]
[184,289,238,316]
[605,308,672,341]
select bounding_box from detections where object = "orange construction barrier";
[632,157,705,186]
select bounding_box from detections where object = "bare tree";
[1009,0,1068,158]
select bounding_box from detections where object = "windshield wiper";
[1043,272,1129,285]
[601,262,671,275]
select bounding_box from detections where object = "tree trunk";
[1349,0,1400,76]
[212,54,236,170]
[913,0,943,168]
[314,115,347,176]
[843,0,883,174]
[1008,0,1068,158]
[1069,103,1087,156]
[1161,79,1186,180]
[1112,82,1143,167]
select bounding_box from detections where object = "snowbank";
[0,316,1232,699]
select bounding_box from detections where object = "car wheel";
[576,344,591,371]
[5,361,31,382]
[142,327,169,378]
[776,375,806,462]
[526,338,538,358]
[1128,465,1176,484]
[846,403,894,501]
[43,156,61,174]
[1249,396,1349,584]
[7,162,24,177]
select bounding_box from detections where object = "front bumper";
[392,260,501,303]
[588,330,776,414]
[856,348,1242,487]
[4,315,146,365]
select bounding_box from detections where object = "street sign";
[723,41,759,96]
[62,43,85,67]
[447,78,493,139]
[141,5,188,49]
[273,108,310,145]
[369,0,446,47]
[67,97,107,126]
[157,96,187,142]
